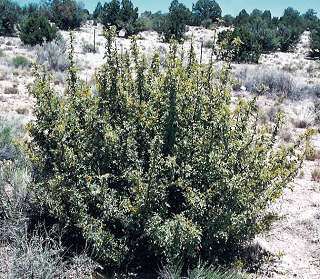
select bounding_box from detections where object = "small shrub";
[11,55,31,68]
[35,38,68,72]
[311,166,320,182]
[4,86,18,95]
[81,39,97,53]
[305,143,319,161]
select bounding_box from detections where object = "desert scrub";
[11,55,30,68]
[27,29,308,272]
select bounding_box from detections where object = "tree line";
[1,0,320,61]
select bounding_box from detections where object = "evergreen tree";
[0,0,20,36]
[161,0,192,41]
[192,0,222,27]
[93,1,103,20]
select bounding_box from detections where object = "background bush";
[0,0,20,36]
[27,29,306,273]
[19,13,57,46]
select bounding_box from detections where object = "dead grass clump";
[15,107,29,115]
[279,128,292,143]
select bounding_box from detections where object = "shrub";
[0,0,20,36]
[11,55,31,68]
[305,142,319,161]
[27,30,307,272]
[0,118,98,278]
[35,38,69,71]
[19,14,57,46]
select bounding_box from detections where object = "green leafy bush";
[11,55,31,68]
[0,0,20,36]
[19,14,57,46]
[28,29,306,272]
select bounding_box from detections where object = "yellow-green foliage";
[27,29,306,271]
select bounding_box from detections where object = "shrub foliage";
[28,29,306,272]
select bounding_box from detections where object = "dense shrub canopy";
[192,0,222,27]
[19,14,57,46]
[0,0,20,36]
[28,29,306,272]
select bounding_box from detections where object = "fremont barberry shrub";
[27,28,308,272]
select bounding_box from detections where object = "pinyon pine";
[27,28,308,273]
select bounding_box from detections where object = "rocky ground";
[0,23,320,278]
